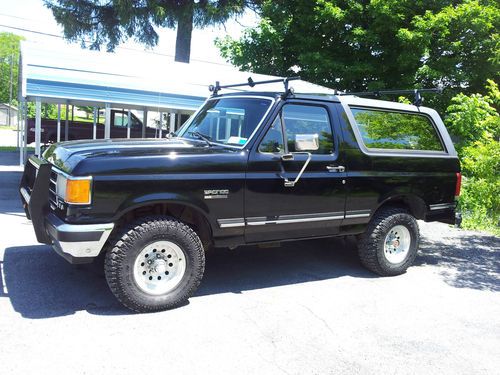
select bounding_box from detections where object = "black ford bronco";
[20,78,461,312]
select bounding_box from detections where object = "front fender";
[113,192,212,225]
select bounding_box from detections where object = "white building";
[0,103,18,126]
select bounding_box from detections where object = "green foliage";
[445,80,500,155]
[26,102,58,119]
[44,0,257,62]
[445,81,500,234]
[459,140,500,235]
[217,0,499,111]
[0,32,24,104]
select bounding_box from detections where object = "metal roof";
[19,41,337,112]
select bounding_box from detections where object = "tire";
[358,207,419,276]
[104,216,205,312]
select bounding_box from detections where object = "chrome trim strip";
[344,210,371,219]
[218,218,245,228]
[219,211,371,228]
[20,187,30,204]
[429,203,455,211]
[246,212,344,226]
[345,213,370,219]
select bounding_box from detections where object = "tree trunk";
[175,6,194,63]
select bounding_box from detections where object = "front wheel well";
[115,203,213,250]
[374,195,427,220]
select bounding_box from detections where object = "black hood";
[42,138,241,175]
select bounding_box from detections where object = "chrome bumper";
[45,213,114,264]
[20,155,114,264]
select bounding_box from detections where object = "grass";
[0,125,18,130]
[0,146,34,152]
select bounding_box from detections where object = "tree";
[216,0,499,107]
[0,33,24,105]
[44,0,259,63]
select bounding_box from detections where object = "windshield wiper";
[188,131,213,146]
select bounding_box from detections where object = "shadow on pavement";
[416,230,500,292]
[1,237,368,319]
[0,170,23,214]
[4,226,498,319]
[1,245,128,319]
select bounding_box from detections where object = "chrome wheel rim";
[133,241,186,295]
[383,225,411,264]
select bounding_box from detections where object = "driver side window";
[259,104,334,154]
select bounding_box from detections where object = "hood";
[42,138,239,175]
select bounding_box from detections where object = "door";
[245,102,347,243]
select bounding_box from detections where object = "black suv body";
[20,90,460,312]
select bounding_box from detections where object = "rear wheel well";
[116,203,213,251]
[375,195,427,220]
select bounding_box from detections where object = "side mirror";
[295,134,319,151]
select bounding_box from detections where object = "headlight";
[56,174,92,205]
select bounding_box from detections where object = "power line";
[0,23,233,67]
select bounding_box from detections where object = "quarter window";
[351,108,444,151]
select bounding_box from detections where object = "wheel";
[104,216,205,312]
[358,207,419,276]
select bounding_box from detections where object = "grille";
[48,169,58,210]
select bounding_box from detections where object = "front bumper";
[19,156,114,264]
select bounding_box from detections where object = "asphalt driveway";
[0,151,499,375]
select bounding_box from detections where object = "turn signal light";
[66,178,92,204]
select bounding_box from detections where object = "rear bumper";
[425,203,457,225]
[19,156,114,264]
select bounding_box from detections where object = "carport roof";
[19,41,336,112]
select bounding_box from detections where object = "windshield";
[177,97,273,147]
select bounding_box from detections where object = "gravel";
[0,152,499,375]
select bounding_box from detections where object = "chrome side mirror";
[295,134,319,151]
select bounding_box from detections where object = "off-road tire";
[104,216,205,312]
[358,207,419,276]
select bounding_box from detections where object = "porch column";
[93,107,97,139]
[104,103,111,139]
[64,102,69,141]
[127,110,131,139]
[57,104,61,142]
[142,109,147,138]
[18,100,24,166]
[35,98,41,156]
[169,112,176,134]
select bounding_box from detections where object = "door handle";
[326,165,345,173]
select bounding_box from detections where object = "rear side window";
[351,108,444,151]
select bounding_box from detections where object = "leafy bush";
[459,140,500,235]
[446,80,500,234]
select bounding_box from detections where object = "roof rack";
[208,76,301,96]
[339,87,443,106]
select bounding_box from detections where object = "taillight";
[455,172,462,197]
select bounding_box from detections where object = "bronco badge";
[204,189,229,199]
